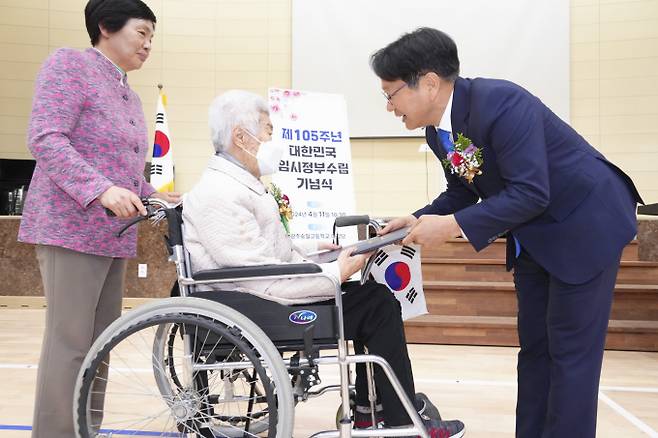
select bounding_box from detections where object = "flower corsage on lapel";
[441,133,483,183]
[269,183,293,233]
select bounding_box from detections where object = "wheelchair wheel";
[152,322,272,435]
[74,297,294,437]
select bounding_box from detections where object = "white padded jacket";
[182,155,341,305]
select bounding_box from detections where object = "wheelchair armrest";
[192,263,323,281]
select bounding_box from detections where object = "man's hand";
[402,214,462,247]
[337,247,369,283]
[99,186,146,218]
[151,191,182,204]
[379,215,418,235]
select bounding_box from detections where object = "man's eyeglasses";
[381,83,407,103]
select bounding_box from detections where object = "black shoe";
[416,392,441,421]
[401,418,465,438]
[423,418,465,438]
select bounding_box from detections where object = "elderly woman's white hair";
[208,90,269,153]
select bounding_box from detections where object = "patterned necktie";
[437,129,454,153]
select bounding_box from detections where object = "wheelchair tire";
[152,322,272,435]
[73,297,294,438]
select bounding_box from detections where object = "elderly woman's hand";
[318,241,340,251]
[337,247,370,283]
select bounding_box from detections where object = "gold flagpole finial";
[157,84,166,105]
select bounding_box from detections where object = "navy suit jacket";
[414,77,643,284]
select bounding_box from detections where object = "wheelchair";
[73,198,430,437]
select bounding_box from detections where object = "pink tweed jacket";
[18,48,156,258]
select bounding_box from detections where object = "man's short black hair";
[370,27,460,86]
[85,0,157,46]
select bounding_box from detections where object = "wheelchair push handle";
[334,215,370,228]
[332,215,371,246]
[108,197,180,238]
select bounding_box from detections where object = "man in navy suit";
[372,28,643,438]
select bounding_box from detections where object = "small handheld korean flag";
[369,244,428,321]
[150,85,174,192]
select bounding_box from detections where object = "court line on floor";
[0,425,30,431]
[599,391,658,437]
[415,378,658,394]
[4,364,658,435]
[0,424,183,436]
[4,363,658,395]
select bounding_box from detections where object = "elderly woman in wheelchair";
[72,90,464,438]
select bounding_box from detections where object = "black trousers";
[513,249,620,438]
[335,280,417,426]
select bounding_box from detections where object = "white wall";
[292,0,570,137]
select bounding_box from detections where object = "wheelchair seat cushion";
[172,284,338,351]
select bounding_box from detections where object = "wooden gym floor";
[1,308,657,437]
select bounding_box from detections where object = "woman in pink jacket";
[18,1,178,437]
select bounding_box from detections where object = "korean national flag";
[368,244,428,321]
[150,90,174,192]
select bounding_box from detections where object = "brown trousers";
[31,245,126,438]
